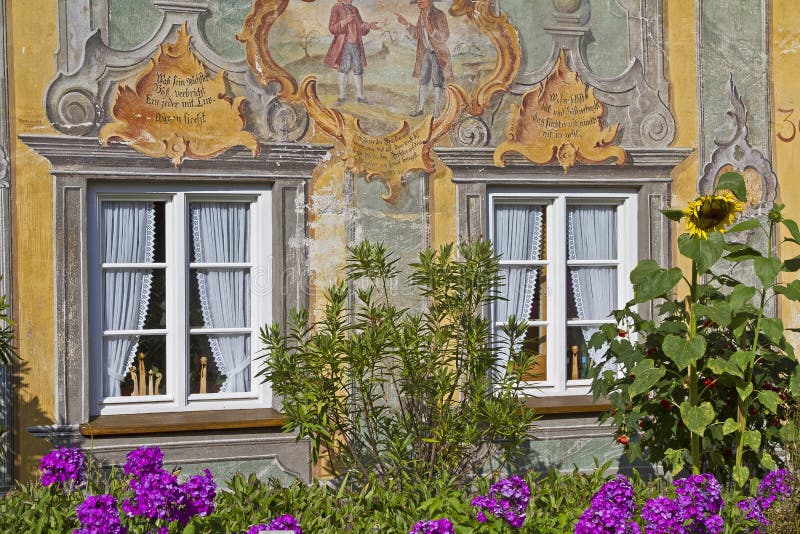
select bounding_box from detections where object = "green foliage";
[591,171,800,486]
[258,241,537,488]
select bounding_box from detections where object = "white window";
[87,184,272,415]
[489,189,637,396]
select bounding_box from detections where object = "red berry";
[617,435,629,445]
[660,399,671,410]
[618,330,627,338]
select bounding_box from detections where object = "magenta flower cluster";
[471,475,530,527]
[39,446,85,488]
[737,468,792,530]
[409,518,455,534]
[574,475,641,534]
[121,447,217,526]
[74,494,126,534]
[641,473,724,534]
[247,514,303,534]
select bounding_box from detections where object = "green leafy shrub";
[591,171,800,487]
[258,241,537,488]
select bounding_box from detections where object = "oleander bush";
[259,240,537,488]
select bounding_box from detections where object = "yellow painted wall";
[7,0,59,482]
[663,0,699,286]
[771,2,800,342]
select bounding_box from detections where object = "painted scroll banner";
[100,24,259,165]
[494,50,625,172]
[345,116,434,203]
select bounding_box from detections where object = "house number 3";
[778,108,799,142]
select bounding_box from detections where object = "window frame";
[488,187,638,396]
[87,183,273,416]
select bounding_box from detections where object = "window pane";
[104,335,166,397]
[566,326,597,379]
[496,266,546,322]
[103,268,162,331]
[190,334,251,393]
[102,201,162,263]
[190,201,250,263]
[567,267,617,321]
[567,205,617,260]
[496,325,547,381]
[189,269,251,329]
[493,203,545,261]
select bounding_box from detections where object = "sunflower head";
[683,192,743,239]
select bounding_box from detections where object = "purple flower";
[409,518,455,534]
[642,496,685,534]
[575,475,640,534]
[123,446,164,477]
[247,514,303,533]
[673,474,724,533]
[40,446,85,487]
[74,494,126,534]
[736,468,792,531]
[123,468,182,521]
[471,475,530,527]
[173,469,217,524]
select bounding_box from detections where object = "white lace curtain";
[191,202,251,393]
[494,204,544,371]
[103,201,155,397]
[568,206,617,366]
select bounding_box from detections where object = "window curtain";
[568,206,616,366]
[191,202,251,393]
[103,201,155,397]
[494,204,544,371]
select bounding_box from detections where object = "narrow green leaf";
[661,209,685,222]
[775,280,800,301]
[663,335,706,371]
[761,317,784,344]
[737,383,754,401]
[754,256,782,288]
[715,171,747,202]
[758,390,782,413]
[726,218,761,233]
[722,418,738,435]
[743,429,762,450]
[706,358,743,379]
[680,401,715,436]
[733,465,750,488]
[730,284,757,312]
[678,232,725,274]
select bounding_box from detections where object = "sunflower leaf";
[754,256,782,288]
[678,232,725,274]
[715,171,747,202]
[726,218,761,233]
[661,209,685,222]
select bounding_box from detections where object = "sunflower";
[683,192,743,239]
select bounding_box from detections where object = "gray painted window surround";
[20,135,329,482]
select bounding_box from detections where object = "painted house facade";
[0,0,798,486]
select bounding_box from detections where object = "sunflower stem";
[688,262,700,474]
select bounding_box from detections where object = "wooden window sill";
[525,395,610,415]
[79,408,287,437]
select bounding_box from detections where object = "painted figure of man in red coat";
[395,0,452,117]
[324,0,380,106]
